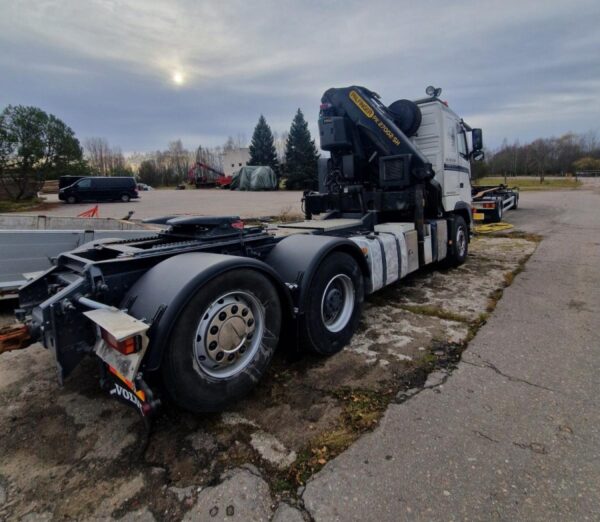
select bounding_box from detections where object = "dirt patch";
[0,235,538,520]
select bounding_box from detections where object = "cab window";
[77,178,92,188]
[457,126,467,157]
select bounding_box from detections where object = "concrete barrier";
[0,214,151,231]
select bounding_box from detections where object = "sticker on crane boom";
[350,90,375,118]
[349,90,401,146]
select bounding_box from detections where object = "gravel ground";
[0,235,536,521]
[11,190,304,221]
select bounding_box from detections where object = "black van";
[59,177,139,203]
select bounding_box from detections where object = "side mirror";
[471,128,483,151]
[471,150,485,162]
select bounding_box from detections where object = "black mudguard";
[264,234,369,313]
[454,201,474,230]
[122,252,292,372]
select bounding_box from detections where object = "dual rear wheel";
[163,252,364,412]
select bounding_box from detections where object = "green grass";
[0,197,51,213]
[474,176,581,191]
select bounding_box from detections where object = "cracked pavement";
[301,182,600,520]
[1,181,598,520]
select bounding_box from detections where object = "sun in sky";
[172,71,184,85]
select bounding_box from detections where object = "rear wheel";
[302,252,364,356]
[120,193,130,202]
[444,215,469,267]
[491,198,503,222]
[67,195,77,204]
[162,269,281,412]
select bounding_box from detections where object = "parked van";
[59,177,139,203]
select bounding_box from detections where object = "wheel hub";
[324,288,343,318]
[320,274,355,333]
[194,293,262,378]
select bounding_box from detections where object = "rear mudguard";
[264,234,369,312]
[122,252,293,372]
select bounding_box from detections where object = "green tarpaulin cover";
[230,166,277,191]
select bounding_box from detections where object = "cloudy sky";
[1,0,599,153]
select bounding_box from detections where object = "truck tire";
[302,252,364,356]
[444,215,468,267]
[162,269,281,412]
[491,199,503,222]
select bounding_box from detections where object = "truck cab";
[411,98,473,213]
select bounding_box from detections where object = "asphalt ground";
[15,189,304,221]
[303,180,600,520]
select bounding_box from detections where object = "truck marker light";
[483,202,495,209]
[101,329,140,355]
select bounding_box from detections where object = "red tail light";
[101,329,140,355]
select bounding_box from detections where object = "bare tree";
[528,139,551,182]
[167,140,190,184]
[84,137,127,176]
[223,134,247,152]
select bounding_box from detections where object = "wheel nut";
[227,353,235,361]
[247,318,254,327]
[209,341,217,351]
[232,305,238,314]
[216,352,224,361]
[242,308,248,317]
[210,326,218,335]
[219,311,227,321]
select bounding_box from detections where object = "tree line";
[473,131,600,181]
[6,102,597,202]
[0,104,320,199]
[95,110,320,191]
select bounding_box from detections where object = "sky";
[1,0,599,154]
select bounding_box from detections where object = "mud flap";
[100,364,161,429]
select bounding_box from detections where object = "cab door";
[443,114,461,197]
[455,125,472,203]
[442,115,471,208]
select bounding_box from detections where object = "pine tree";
[284,109,319,190]
[248,115,278,169]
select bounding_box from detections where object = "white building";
[222,148,250,177]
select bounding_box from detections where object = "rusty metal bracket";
[0,324,32,355]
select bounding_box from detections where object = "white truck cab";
[412,98,475,212]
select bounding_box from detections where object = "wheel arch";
[122,252,293,372]
[264,234,369,313]
[452,201,473,233]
